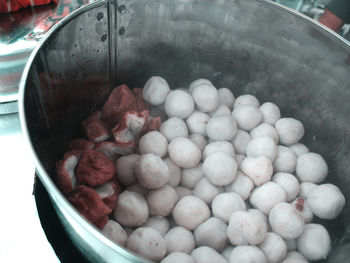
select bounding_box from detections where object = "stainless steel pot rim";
[18,0,350,262]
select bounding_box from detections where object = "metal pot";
[19,0,350,262]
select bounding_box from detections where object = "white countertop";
[0,112,60,262]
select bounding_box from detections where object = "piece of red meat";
[94,141,134,161]
[132,88,150,111]
[56,153,79,195]
[95,179,122,210]
[112,110,149,148]
[68,138,94,152]
[75,149,116,187]
[82,118,110,143]
[101,85,137,127]
[67,185,111,229]
[143,116,162,134]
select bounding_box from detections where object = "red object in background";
[319,9,345,33]
[0,0,58,13]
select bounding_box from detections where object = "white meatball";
[250,123,279,143]
[241,156,273,186]
[206,115,237,141]
[296,224,331,261]
[203,151,237,186]
[113,191,149,227]
[299,182,317,199]
[143,76,170,105]
[249,182,287,214]
[231,129,251,155]
[172,196,210,230]
[193,177,224,204]
[186,111,210,136]
[142,216,170,236]
[218,88,235,109]
[284,239,297,251]
[210,104,232,117]
[135,154,170,189]
[164,226,195,254]
[168,137,201,168]
[125,182,149,197]
[227,210,267,245]
[246,136,277,161]
[164,157,181,187]
[224,171,254,200]
[175,186,192,199]
[232,105,263,131]
[160,117,189,141]
[269,202,305,239]
[194,217,228,252]
[273,146,297,173]
[272,172,300,202]
[260,102,281,125]
[138,131,168,157]
[164,90,195,119]
[221,246,234,260]
[116,154,140,186]
[189,134,207,151]
[230,245,267,263]
[307,183,345,219]
[192,83,220,112]
[102,220,128,246]
[275,118,305,146]
[248,209,269,233]
[282,251,308,263]
[259,232,287,263]
[291,197,314,223]
[296,152,328,183]
[181,164,204,189]
[189,79,213,94]
[289,143,309,157]
[161,252,195,263]
[212,192,246,223]
[202,141,235,160]
[191,246,228,263]
[126,227,166,261]
[234,94,260,108]
[147,185,178,217]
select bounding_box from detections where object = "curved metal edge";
[18,0,350,262]
[18,1,149,262]
[260,0,350,49]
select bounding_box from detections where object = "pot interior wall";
[24,0,350,262]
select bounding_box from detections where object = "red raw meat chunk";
[132,88,150,111]
[82,112,110,143]
[75,149,116,187]
[63,149,84,160]
[101,85,137,127]
[95,216,110,230]
[56,153,79,195]
[144,116,162,133]
[67,185,111,229]
[68,138,94,152]
[95,179,122,210]
[94,141,134,161]
[112,110,149,149]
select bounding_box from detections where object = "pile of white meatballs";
[102,76,346,263]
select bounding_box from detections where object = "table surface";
[0,112,61,262]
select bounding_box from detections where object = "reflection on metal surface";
[0,0,96,104]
